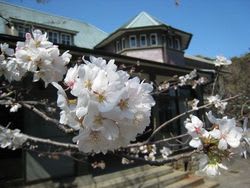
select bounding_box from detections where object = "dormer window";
[48,31,59,43]
[140,34,147,47]
[129,35,137,48]
[150,33,157,46]
[61,33,72,45]
[17,25,30,38]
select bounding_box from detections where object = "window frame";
[17,24,30,38]
[150,33,158,46]
[129,35,137,48]
[61,33,72,46]
[48,30,59,44]
[116,40,121,52]
[174,38,181,50]
[167,37,173,48]
[140,34,147,47]
[122,38,126,49]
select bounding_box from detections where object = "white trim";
[129,35,137,48]
[150,33,158,46]
[140,34,147,47]
[122,38,126,49]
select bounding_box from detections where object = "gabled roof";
[121,11,164,29]
[95,11,192,50]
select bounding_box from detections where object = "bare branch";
[20,102,75,134]
[24,133,78,150]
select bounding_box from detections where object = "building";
[0,1,108,48]
[0,1,216,185]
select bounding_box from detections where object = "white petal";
[218,138,228,150]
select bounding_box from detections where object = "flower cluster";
[0,30,71,86]
[53,56,155,153]
[0,43,25,82]
[0,126,27,150]
[207,95,227,113]
[214,55,232,67]
[178,69,207,89]
[185,112,243,176]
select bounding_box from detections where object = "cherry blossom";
[53,56,155,153]
[207,95,227,113]
[214,55,232,67]
[0,126,26,150]
[207,111,243,150]
[15,30,71,87]
[160,146,172,159]
[185,115,209,148]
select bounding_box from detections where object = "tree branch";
[20,102,75,134]
[147,94,241,142]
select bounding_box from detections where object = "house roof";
[121,11,164,29]
[0,1,108,49]
[95,11,192,50]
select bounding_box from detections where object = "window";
[61,33,72,45]
[167,37,173,48]
[150,33,157,46]
[116,41,121,52]
[48,31,59,44]
[140,34,147,47]
[174,38,181,50]
[17,25,30,38]
[122,38,126,49]
[129,35,137,48]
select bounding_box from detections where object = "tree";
[0,30,248,178]
[217,53,250,119]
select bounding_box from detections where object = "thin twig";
[25,134,78,150]
[21,102,74,134]
[147,94,241,142]
[118,149,199,166]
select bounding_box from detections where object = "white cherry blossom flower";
[185,115,209,148]
[0,126,27,150]
[190,98,199,110]
[10,103,22,113]
[160,147,172,159]
[199,154,228,176]
[15,29,71,86]
[207,95,227,113]
[214,55,232,67]
[207,111,243,150]
[54,56,155,153]
[1,43,14,56]
[64,64,79,89]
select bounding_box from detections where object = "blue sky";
[2,0,250,58]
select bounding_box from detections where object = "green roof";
[0,1,108,49]
[95,11,192,50]
[121,11,164,29]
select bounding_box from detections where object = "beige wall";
[122,48,164,63]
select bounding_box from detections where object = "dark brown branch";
[21,102,74,134]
